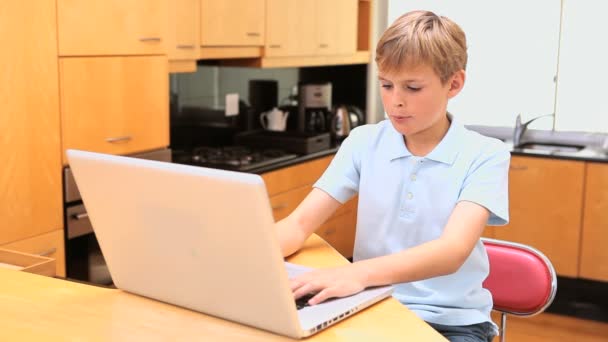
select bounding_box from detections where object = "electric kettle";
[330,105,364,140]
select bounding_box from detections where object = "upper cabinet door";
[265,0,316,57]
[200,0,265,46]
[554,0,608,133]
[317,0,358,55]
[59,56,169,163]
[57,0,168,56]
[168,0,200,60]
[1,1,62,244]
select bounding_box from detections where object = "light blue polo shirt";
[314,116,510,327]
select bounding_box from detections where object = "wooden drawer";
[0,248,55,277]
[60,56,169,164]
[1,230,65,278]
[262,156,333,196]
[269,185,311,221]
[57,0,168,56]
[334,196,358,218]
[316,210,356,259]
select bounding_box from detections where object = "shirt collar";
[386,122,412,161]
[387,113,461,165]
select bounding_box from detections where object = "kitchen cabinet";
[494,156,585,277]
[57,0,168,56]
[265,0,317,57]
[317,198,358,258]
[316,0,358,55]
[200,0,265,47]
[1,230,66,278]
[265,0,357,58]
[0,2,63,245]
[262,155,358,259]
[168,0,200,72]
[579,163,608,281]
[59,56,169,164]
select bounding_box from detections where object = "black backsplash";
[170,64,368,151]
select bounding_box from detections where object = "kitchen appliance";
[235,130,331,155]
[330,105,364,141]
[172,145,298,172]
[297,82,332,133]
[63,148,172,286]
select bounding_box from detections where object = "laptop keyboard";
[295,293,316,310]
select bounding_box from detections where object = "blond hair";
[375,10,467,84]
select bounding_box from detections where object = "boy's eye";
[407,86,421,91]
[381,84,393,89]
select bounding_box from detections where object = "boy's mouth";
[390,114,414,120]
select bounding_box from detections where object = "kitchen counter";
[0,234,445,341]
[509,145,608,163]
[251,141,608,176]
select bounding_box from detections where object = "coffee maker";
[297,82,332,133]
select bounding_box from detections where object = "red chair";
[482,238,557,342]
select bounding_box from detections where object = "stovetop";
[172,145,299,172]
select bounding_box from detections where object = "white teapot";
[260,107,289,131]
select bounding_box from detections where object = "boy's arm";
[291,200,490,305]
[276,188,342,257]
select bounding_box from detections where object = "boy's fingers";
[309,287,336,305]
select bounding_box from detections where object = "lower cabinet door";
[316,211,356,259]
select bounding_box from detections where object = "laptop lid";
[66,149,303,338]
[67,149,393,339]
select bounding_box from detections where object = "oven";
[63,148,172,286]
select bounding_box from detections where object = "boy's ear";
[447,70,466,99]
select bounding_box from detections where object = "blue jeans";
[427,321,496,342]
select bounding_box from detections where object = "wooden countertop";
[0,235,445,341]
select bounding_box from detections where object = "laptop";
[66,149,393,339]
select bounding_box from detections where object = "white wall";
[554,0,608,133]
[382,0,562,130]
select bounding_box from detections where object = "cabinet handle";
[323,227,336,236]
[319,44,329,48]
[38,248,57,257]
[105,136,132,143]
[509,165,528,171]
[139,37,162,42]
[176,44,195,49]
[269,44,281,48]
[72,212,89,220]
[246,32,260,37]
[272,203,288,210]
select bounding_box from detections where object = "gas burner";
[175,145,298,171]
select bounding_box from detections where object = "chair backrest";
[482,238,557,316]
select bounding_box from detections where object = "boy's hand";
[290,264,368,305]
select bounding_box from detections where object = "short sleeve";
[458,143,511,226]
[313,127,365,203]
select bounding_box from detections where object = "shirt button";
[410,174,417,181]
[407,192,413,200]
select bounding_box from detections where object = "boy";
[275,10,509,342]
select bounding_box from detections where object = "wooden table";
[0,235,445,341]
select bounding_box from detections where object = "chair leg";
[500,312,507,342]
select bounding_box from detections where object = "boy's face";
[378,63,464,139]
